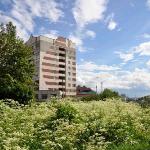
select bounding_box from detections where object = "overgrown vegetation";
[0,98,150,150]
[0,22,34,104]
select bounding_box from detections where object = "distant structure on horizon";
[26,35,76,100]
[77,85,96,97]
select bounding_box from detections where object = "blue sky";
[0,0,150,97]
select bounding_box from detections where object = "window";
[72,78,76,81]
[68,83,71,87]
[68,72,71,76]
[41,94,47,99]
[68,61,70,64]
[72,62,76,65]
[73,84,76,87]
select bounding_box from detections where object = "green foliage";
[55,103,78,122]
[80,94,101,101]
[0,99,150,150]
[99,89,120,100]
[81,88,120,101]
[137,95,150,107]
[0,22,34,104]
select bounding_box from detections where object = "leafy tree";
[137,95,150,107]
[99,88,120,100]
[0,22,34,104]
[81,89,120,101]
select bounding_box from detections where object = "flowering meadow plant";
[0,99,150,150]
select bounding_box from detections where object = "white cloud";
[0,11,29,40]
[78,61,120,71]
[77,61,150,93]
[72,0,107,52]
[108,20,117,30]
[146,60,150,67]
[72,0,108,27]
[147,0,150,8]
[0,0,63,40]
[86,30,96,38]
[69,34,83,47]
[23,0,63,22]
[43,30,59,39]
[105,13,118,30]
[116,41,150,63]
[134,41,150,56]
[115,51,134,62]
[141,33,150,39]
[69,34,87,52]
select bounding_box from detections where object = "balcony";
[59,70,65,74]
[59,53,66,57]
[59,59,65,63]
[59,56,65,60]
[59,47,66,52]
[59,82,65,86]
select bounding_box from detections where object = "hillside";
[0,98,150,150]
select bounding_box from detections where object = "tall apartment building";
[26,35,76,99]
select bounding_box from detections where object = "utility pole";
[101,81,103,92]
[96,85,97,94]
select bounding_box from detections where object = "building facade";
[26,35,76,99]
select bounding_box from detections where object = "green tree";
[0,22,34,104]
[99,88,120,100]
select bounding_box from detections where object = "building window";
[68,61,70,64]
[68,83,71,87]
[72,78,76,81]
[68,72,71,76]
[41,94,47,99]
[72,62,76,65]
[73,84,76,87]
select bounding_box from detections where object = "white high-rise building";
[26,35,76,99]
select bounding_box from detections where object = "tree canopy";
[0,22,34,104]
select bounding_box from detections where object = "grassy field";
[0,98,150,150]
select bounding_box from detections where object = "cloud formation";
[116,41,150,63]
[115,51,134,62]
[72,0,108,28]
[77,61,150,95]
[0,0,63,40]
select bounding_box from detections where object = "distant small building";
[77,85,96,97]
